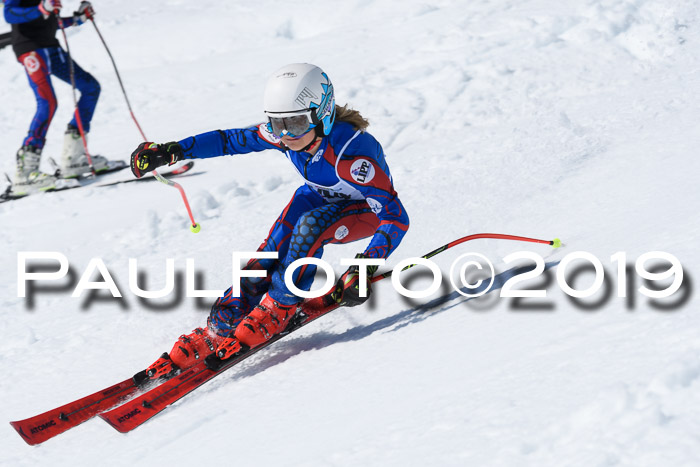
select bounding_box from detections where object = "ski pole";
[371,233,562,283]
[88,18,146,141]
[89,18,200,233]
[56,15,96,176]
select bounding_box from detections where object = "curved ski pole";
[89,18,200,232]
[98,233,561,433]
[371,233,561,283]
[57,15,95,176]
[152,170,200,232]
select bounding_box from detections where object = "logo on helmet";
[295,87,319,108]
[278,72,297,78]
[314,73,335,134]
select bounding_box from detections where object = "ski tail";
[11,232,560,440]
[99,298,341,433]
[98,233,561,434]
[9,377,141,445]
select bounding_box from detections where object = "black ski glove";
[130,142,184,178]
[332,253,380,307]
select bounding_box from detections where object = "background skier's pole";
[56,16,95,176]
[89,18,200,233]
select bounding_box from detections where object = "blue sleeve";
[60,16,76,27]
[177,124,285,159]
[4,0,43,24]
[336,133,410,259]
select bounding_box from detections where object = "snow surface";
[1,0,699,465]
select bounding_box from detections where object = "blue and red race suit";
[177,121,410,334]
[4,0,99,149]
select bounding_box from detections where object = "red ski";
[9,376,143,445]
[100,298,339,433]
[10,233,558,441]
[99,233,559,433]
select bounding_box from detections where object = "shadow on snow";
[202,261,559,390]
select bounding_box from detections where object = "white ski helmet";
[264,63,336,137]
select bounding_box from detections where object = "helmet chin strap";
[279,134,320,153]
[300,135,320,152]
[298,119,326,152]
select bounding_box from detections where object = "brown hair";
[335,104,369,132]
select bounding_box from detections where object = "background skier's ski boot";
[60,125,109,178]
[216,293,296,359]
[12,146,58,195]
[146,327,223,379]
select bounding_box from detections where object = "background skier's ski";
[0,161,196,203]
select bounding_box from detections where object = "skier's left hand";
[74,1,94,25]
[38,0,61,18]
[332,253,379,307]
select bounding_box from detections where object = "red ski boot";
[146,327,223,379]
[216,293,296,360]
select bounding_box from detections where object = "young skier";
[4,0,109,194]
[129,63,410,375]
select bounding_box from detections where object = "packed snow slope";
[1,0,699,465]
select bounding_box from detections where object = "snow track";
[1,0,699,465]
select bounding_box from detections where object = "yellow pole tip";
[190,223,201,233]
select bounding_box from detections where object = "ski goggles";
[267,111,316,139]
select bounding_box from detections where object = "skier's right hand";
[74,1,95,25]
[39,0,62,18]
[130,142,184,178]
[331,254,379,307]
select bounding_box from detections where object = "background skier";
[129,63,410,375]
[4,0,109,194]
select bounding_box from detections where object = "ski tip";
[190,223,201,234]
[551,238,562,248]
